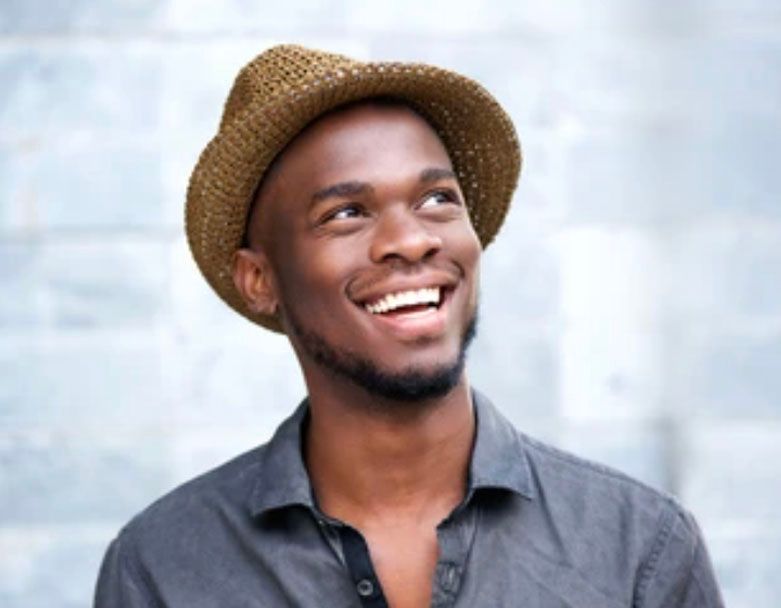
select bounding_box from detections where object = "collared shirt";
[94,391,724,607]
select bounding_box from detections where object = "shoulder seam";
[688,541,716,608]
[632,504,681,608]
[676,539,705,606]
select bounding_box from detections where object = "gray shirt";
[94,391,724,607]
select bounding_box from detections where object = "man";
[95,45,724,607]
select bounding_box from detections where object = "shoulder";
[518,429,698,547]
[95,443,271,605]
[105,402,310,575]
[507,428,712,604]
[521,430,679,514]
[118,443,268,557]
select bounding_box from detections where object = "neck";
[304,372,475,527]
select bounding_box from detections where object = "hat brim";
[185,60,521,333]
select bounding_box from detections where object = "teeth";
[365,287,441,315]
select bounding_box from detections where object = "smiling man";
[94,45,724,607]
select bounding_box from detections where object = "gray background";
[1,0,780,606]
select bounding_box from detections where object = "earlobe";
[232,248,279,317]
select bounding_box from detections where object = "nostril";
[423,240,441,258]
[370,221,443,264]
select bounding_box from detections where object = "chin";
[289,310,478,405]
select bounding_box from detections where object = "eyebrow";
[309,167,458,207]
[419,167,457,183]
[311,181,373,205]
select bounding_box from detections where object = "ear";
[232,248,279,317]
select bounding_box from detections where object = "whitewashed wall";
[1,1,780,606]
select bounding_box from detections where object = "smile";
[364,287,442,315]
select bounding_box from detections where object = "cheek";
[450,225,482,303]
[448,222,482,270]
[273,241,360,312]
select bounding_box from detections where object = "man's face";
[243,102,482,401]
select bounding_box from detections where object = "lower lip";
[364,291,452,340]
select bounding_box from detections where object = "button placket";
[338,526,389,607]
[431,505,478,606]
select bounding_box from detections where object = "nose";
[369,207,443,264]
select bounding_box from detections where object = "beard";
[286,309,478,403]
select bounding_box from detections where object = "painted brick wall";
[1,1,780,606]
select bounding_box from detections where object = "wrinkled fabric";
[94,391,724,607]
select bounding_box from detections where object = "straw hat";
[185,44,521,332]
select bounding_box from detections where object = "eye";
[324,204,364,223]
[419,189,460,209]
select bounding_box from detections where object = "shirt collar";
[248,390,535,517]
[468,389,535,499]
[248,399,315,517]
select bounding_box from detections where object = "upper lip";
[349,270,459,307]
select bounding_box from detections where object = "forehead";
[249,101,454,241]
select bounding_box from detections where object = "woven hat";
[185,44,521,332]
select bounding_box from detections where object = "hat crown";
[220,45,358,130]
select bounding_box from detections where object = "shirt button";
[444,565,458,590]
[356,579,374,597]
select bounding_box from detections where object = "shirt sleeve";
[93,534,160,608]
[635,505,725,608]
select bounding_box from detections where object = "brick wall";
[1,1,780,606]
